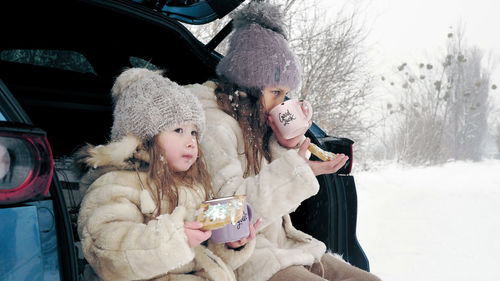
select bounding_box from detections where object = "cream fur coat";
[76,135,254,281]
[186,82,327,281]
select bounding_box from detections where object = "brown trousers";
[267,253,382,281]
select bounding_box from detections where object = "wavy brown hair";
[214,79,273,177]
[143,135,213,215]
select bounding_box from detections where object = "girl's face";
[261,86,291,113]
[157,123,198,172]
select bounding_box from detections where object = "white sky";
[355,159,500,280]
[365,0,500,63]
[324,0,500,108]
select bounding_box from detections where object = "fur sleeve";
[268,134,311,160]
[200,122,319,229]
[78,179,194,281]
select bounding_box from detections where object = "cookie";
[308,143,337,161]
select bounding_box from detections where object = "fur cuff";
[207,238,256,270]
[193,246,236,281]
[125,206,194,279]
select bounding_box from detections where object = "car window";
[0,49,96,75]
[0,112,5,121]
[129,56,158,70]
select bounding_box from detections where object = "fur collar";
[74,135,150,187]
[75,135,149,169]
[185,81,218,110]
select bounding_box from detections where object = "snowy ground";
[354,159,500,281]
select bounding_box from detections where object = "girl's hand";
[268,115,312,148]
[184,221,212,248]
[226,218,262,249]
[298,138,349,176]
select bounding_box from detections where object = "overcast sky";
[324,0,500,108]
[365,0,499,60]
[380,0,498,105]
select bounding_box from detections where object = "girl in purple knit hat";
[187,1,382,281]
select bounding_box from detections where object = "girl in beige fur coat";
[185,2,382,281]
[76,68,252,281]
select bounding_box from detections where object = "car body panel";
[0,201,63,281]
[0,205,44,281]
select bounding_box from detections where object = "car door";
[0,81,78,281]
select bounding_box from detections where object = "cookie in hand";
[308,143,337,161]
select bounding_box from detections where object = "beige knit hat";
[110,68,205,141]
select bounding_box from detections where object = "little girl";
[76,68,250,281]
[187,2,382,281]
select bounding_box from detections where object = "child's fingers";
[184,221,211,247]
[191,229,211,241]
[253,218,262,232]
[298,138,310,158]
[268,115,278,132]
[226,218,262,249]
[184,221,203,230]
[249,218,262,239]
[199,229,212,241]
[267,115,273,125]
[248,226,256,240]
[185,227,212,247]
[308,154,349,176]
[226,239,244,248]
[331,154,349,171]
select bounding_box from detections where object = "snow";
[354,160,500,281]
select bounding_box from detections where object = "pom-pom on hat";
[110,68,205,141]
[216,1,302,92]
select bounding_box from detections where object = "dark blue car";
[0,1,368,280]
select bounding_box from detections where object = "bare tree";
[496,123,500,156]
[445,46,490,161]
[283,1,373,142]
[381,27,496,164]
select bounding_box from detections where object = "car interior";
[1,0,221,159]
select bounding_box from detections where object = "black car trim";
[83,0,220,77]
[50,174,80,281]
[129,0,245,25]
[206,19,233,52]
[0,80,32,124]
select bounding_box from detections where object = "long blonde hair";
[143,135,213,215]
[214,80,272,177]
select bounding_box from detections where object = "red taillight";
[0,126,53,204]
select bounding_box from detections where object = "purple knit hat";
[216,1,302,92]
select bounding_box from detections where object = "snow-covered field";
[355,160,500,281]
